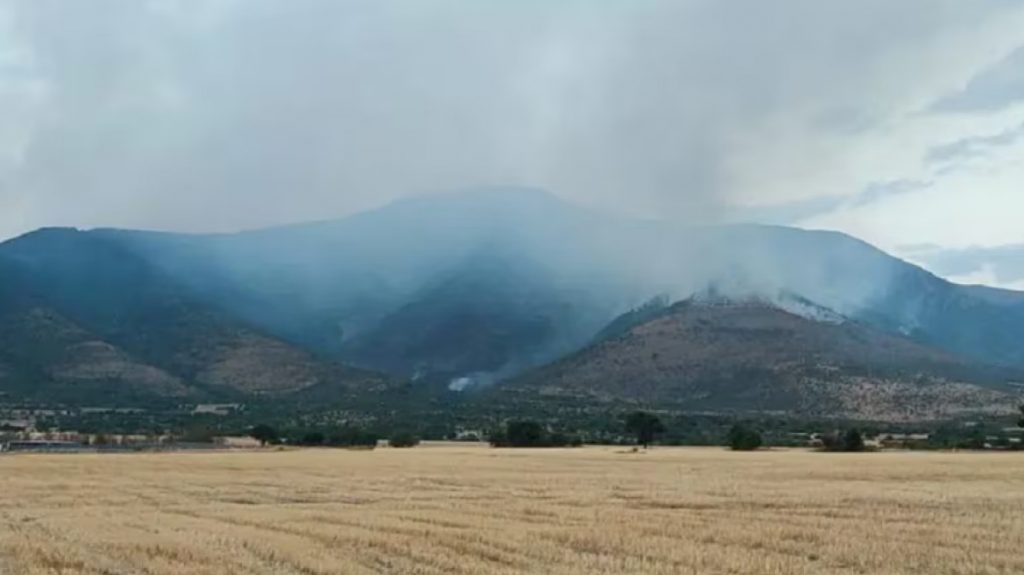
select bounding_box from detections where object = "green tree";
[486,427,506,446]
[388,432,420,448]
[326,427,378,448]
[727,424,763,451]
[487,422,583,448]
[505,420,545,447]
[249,424,278,447]
[820,429,867,452]
[300,431,325,446]
[958,427,987,450]
[625,411,665,449]
[843,429,865,452]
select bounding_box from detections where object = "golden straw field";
[2,444,1024,575]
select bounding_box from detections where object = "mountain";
[2,187,1024,413]
[87,188,630,382]
[0,306,192,404]
[74,189,1024,376]
[0,228,391,404]
[495,296,1021,422]
[858,265,1024,368]
[339,250,610,380]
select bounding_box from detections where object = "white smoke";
[448,377,474,392]
[448,371,503,392]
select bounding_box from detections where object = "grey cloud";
[933,44,1024,113]
[732,180,928,226]
[926,122,1024,164]
[849,179,930,208]
[0,0,1018,240]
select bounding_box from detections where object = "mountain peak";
[2,226,83,247]
[383,186,570,214]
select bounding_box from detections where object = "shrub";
[182,424,215,444]
[821,429,866,452]
[548,431,569,447]
[485,427,507,446]
[957,428,987,450]
[326,427,378,449]
[300,431,325,446]
[488,421,583,448]
[727,424,763,451]
[388,432,421,448]
[506,420,545,447]
[249,424,278,447]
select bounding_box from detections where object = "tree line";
[238,406,1024,452]
[248,424,420,449]
[242,414,864,452]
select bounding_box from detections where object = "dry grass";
[2,445,1024,574]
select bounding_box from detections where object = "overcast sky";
[2,1,1024,287]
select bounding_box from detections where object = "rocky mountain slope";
[0,228,391,404]
[496,296,1021,422]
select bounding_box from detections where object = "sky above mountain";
[1,1,1023,287]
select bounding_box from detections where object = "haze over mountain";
[1,188,1023,417]
[497,294,1019,422]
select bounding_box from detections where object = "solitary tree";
[727,424,763,451]
[843,429,865,452]
[625,411,665,449]
[249,424,278,447]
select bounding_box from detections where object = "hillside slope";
[0,229,391,404]
[0,306,192,404]
[497,297,1020,422]
[340,250,611,379]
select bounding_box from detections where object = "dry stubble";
[2,445,1023,574]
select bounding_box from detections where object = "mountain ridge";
[0,227,395,404]
[2,188,1023,419]
[495,295,1019,422]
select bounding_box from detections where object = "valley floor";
[1,445,1023,574]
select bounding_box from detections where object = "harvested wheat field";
[2,445,1024,575]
